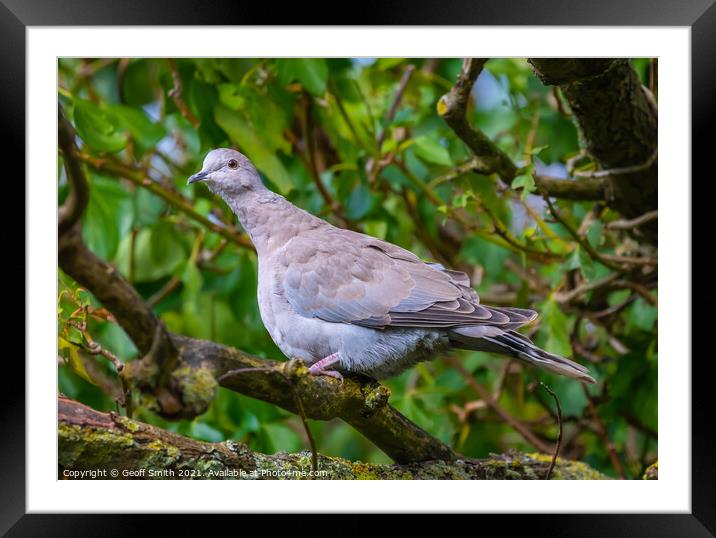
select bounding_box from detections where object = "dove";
[188,148,595,384]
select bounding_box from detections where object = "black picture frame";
[6,0,711,534]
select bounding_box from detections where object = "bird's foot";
[308,353,344,385]
[312,369,344,384]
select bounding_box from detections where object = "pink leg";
[308,353,343,384]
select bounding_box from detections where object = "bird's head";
[187,148,263,197]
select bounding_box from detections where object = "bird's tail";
[449,326,596,384]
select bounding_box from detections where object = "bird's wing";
[278,228,536,329]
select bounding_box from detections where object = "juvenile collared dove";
[188,148,595,384]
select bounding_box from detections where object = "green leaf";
[346,183,375,219]
[413,136,453,166]
[73,98,128,153]
[526,144,549,156]
[217,83,246,110]
[587,220,604,248]
[191,422,224,443]
[276,58,328,96]
[121,60,157,106]
[375,58,405,70]
[228,85,292,154]
[149,221,187,273]
[452,190,475,209]
[132,187,164,227]
[115,224,187,282]
[578,247,596,281]
[629,297,658,331]
[181,259,203,303]
[188,79,226,148]
[82,175,132,260]
[539,299,572,357]
[214,104,293,194]
[109,104,166,151]
[59,337,95,386]
[363,220,388,239]
[261,423,303,453]
[511,173,536,199]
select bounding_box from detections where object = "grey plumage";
[188,148,595,384]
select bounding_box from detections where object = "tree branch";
[58,396,607,480]
[438,59,518,181]
[438,58,608,202]
[58,109,90,234]
[168,339,456,463]
[528,59,658,241]
[533,175,606,201]
[58,109,162,354]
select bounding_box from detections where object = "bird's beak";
[187,171,209,184]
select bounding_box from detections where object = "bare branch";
[58,108,90,233]
[438,58,608,202]
[438,59,518,181]
[539,382,563,480]
[606,210,658,231]
[533,175,606,201]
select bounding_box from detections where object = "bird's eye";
[228,159,238,169]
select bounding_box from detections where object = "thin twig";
[301,95,346,223]
[147,276,181,308]
[427,158,489,189]
[85,339,133,418]
[574,149,657,179]
[542,194,624,272]
[58,108,90,233]
[166,58,200,129]
[376,64,415,150]
[606,210,658,231]
[217,365,318,474]
[583,385,625,478]
[612,280,658,306]
[552,87,571,117]
[598,253,657,267]
[369,64,416,183]
[555,273,620,304]
[539,382,563,480]
[447,357,552,453]
[329,89,366,151]
[290,383,319,475]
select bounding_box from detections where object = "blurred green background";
[58,58,657,478]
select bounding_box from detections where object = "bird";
[188,148,596,384]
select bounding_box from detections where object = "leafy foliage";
[58,57,657,477]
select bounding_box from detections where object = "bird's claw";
[307,353,343,384]
[308,367,344,385]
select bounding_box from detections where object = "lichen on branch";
[58,397,607,480]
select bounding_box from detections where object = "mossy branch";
[58,397,608,480]
[152,337,457,463]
